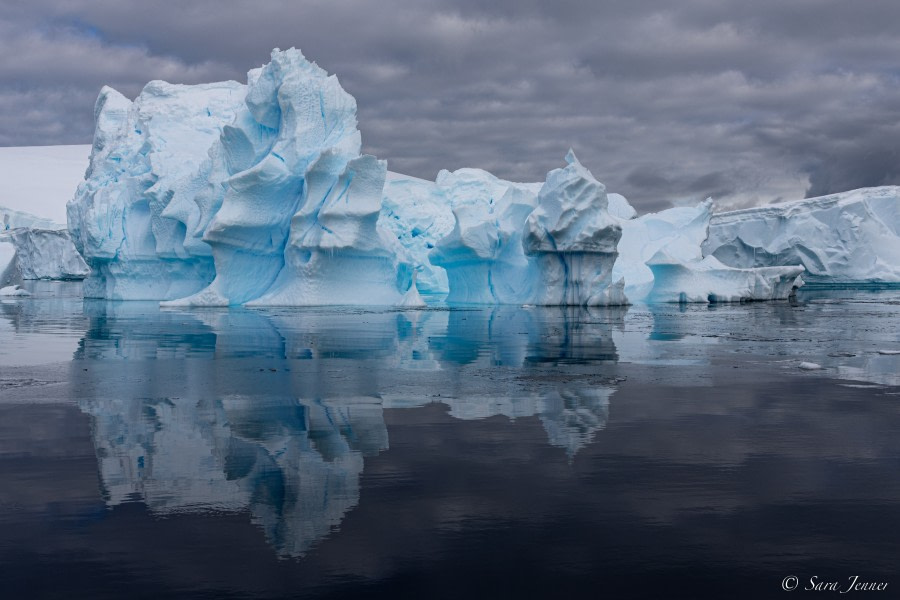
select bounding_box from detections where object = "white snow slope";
[0,145,90,226]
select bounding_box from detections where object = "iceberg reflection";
[73,303,619,556]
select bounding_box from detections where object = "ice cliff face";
[1,206,89,286]
[523,151,626,305]
[704,187,900,286]
[0,240,16,288]
[68,80,245,300]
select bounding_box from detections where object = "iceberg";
[644,250,804,303]
[169,49,390,306]
[68,79,246,300]
[429,168,541,304]
[2,228,89,280]
[70,48,420,306]
[1,222,89,286]
[430,152,626,305]
[66,47,843,307]
[522,151,626,305]
[704,187,900,286]
[612,198,804,303]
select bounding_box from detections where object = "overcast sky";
[1,1,899,211]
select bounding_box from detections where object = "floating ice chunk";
[877,350,900,356]
[4,229,89,280]
[431,151,628,305]
[397,273,427,307]
[0,285,30,296]
[799,362,823,370]
[705,186,900,286]
[645,249,804,303]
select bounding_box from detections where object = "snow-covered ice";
[705,187,900,286]
[611,196,803,303]
[2,228,89,280]
[644,251,804,303]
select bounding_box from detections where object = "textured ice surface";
[381,172,455,296]
[172,49,388,306]
[248,154,415,306]
[1,229,89,280]
[522,151,626,305]
[69,48,420,306]
[645,251,804,303]
[66,46,886,307]
[612,198,804,303]
[613,200,712,301]
[68,79,245,300]
[429,168,541,303]
[431,152,626,305]
[705,187,900,286]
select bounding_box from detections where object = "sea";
[1,281,899,599]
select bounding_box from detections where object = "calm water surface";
[1,282,899,599]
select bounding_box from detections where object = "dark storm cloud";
[1,1,899,211]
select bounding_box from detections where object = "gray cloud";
[1,1,899,211]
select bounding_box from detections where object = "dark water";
[1,282,900,599]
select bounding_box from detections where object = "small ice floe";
[0,285,30,296]
[876,350,900,355]
[798,361,823,370]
